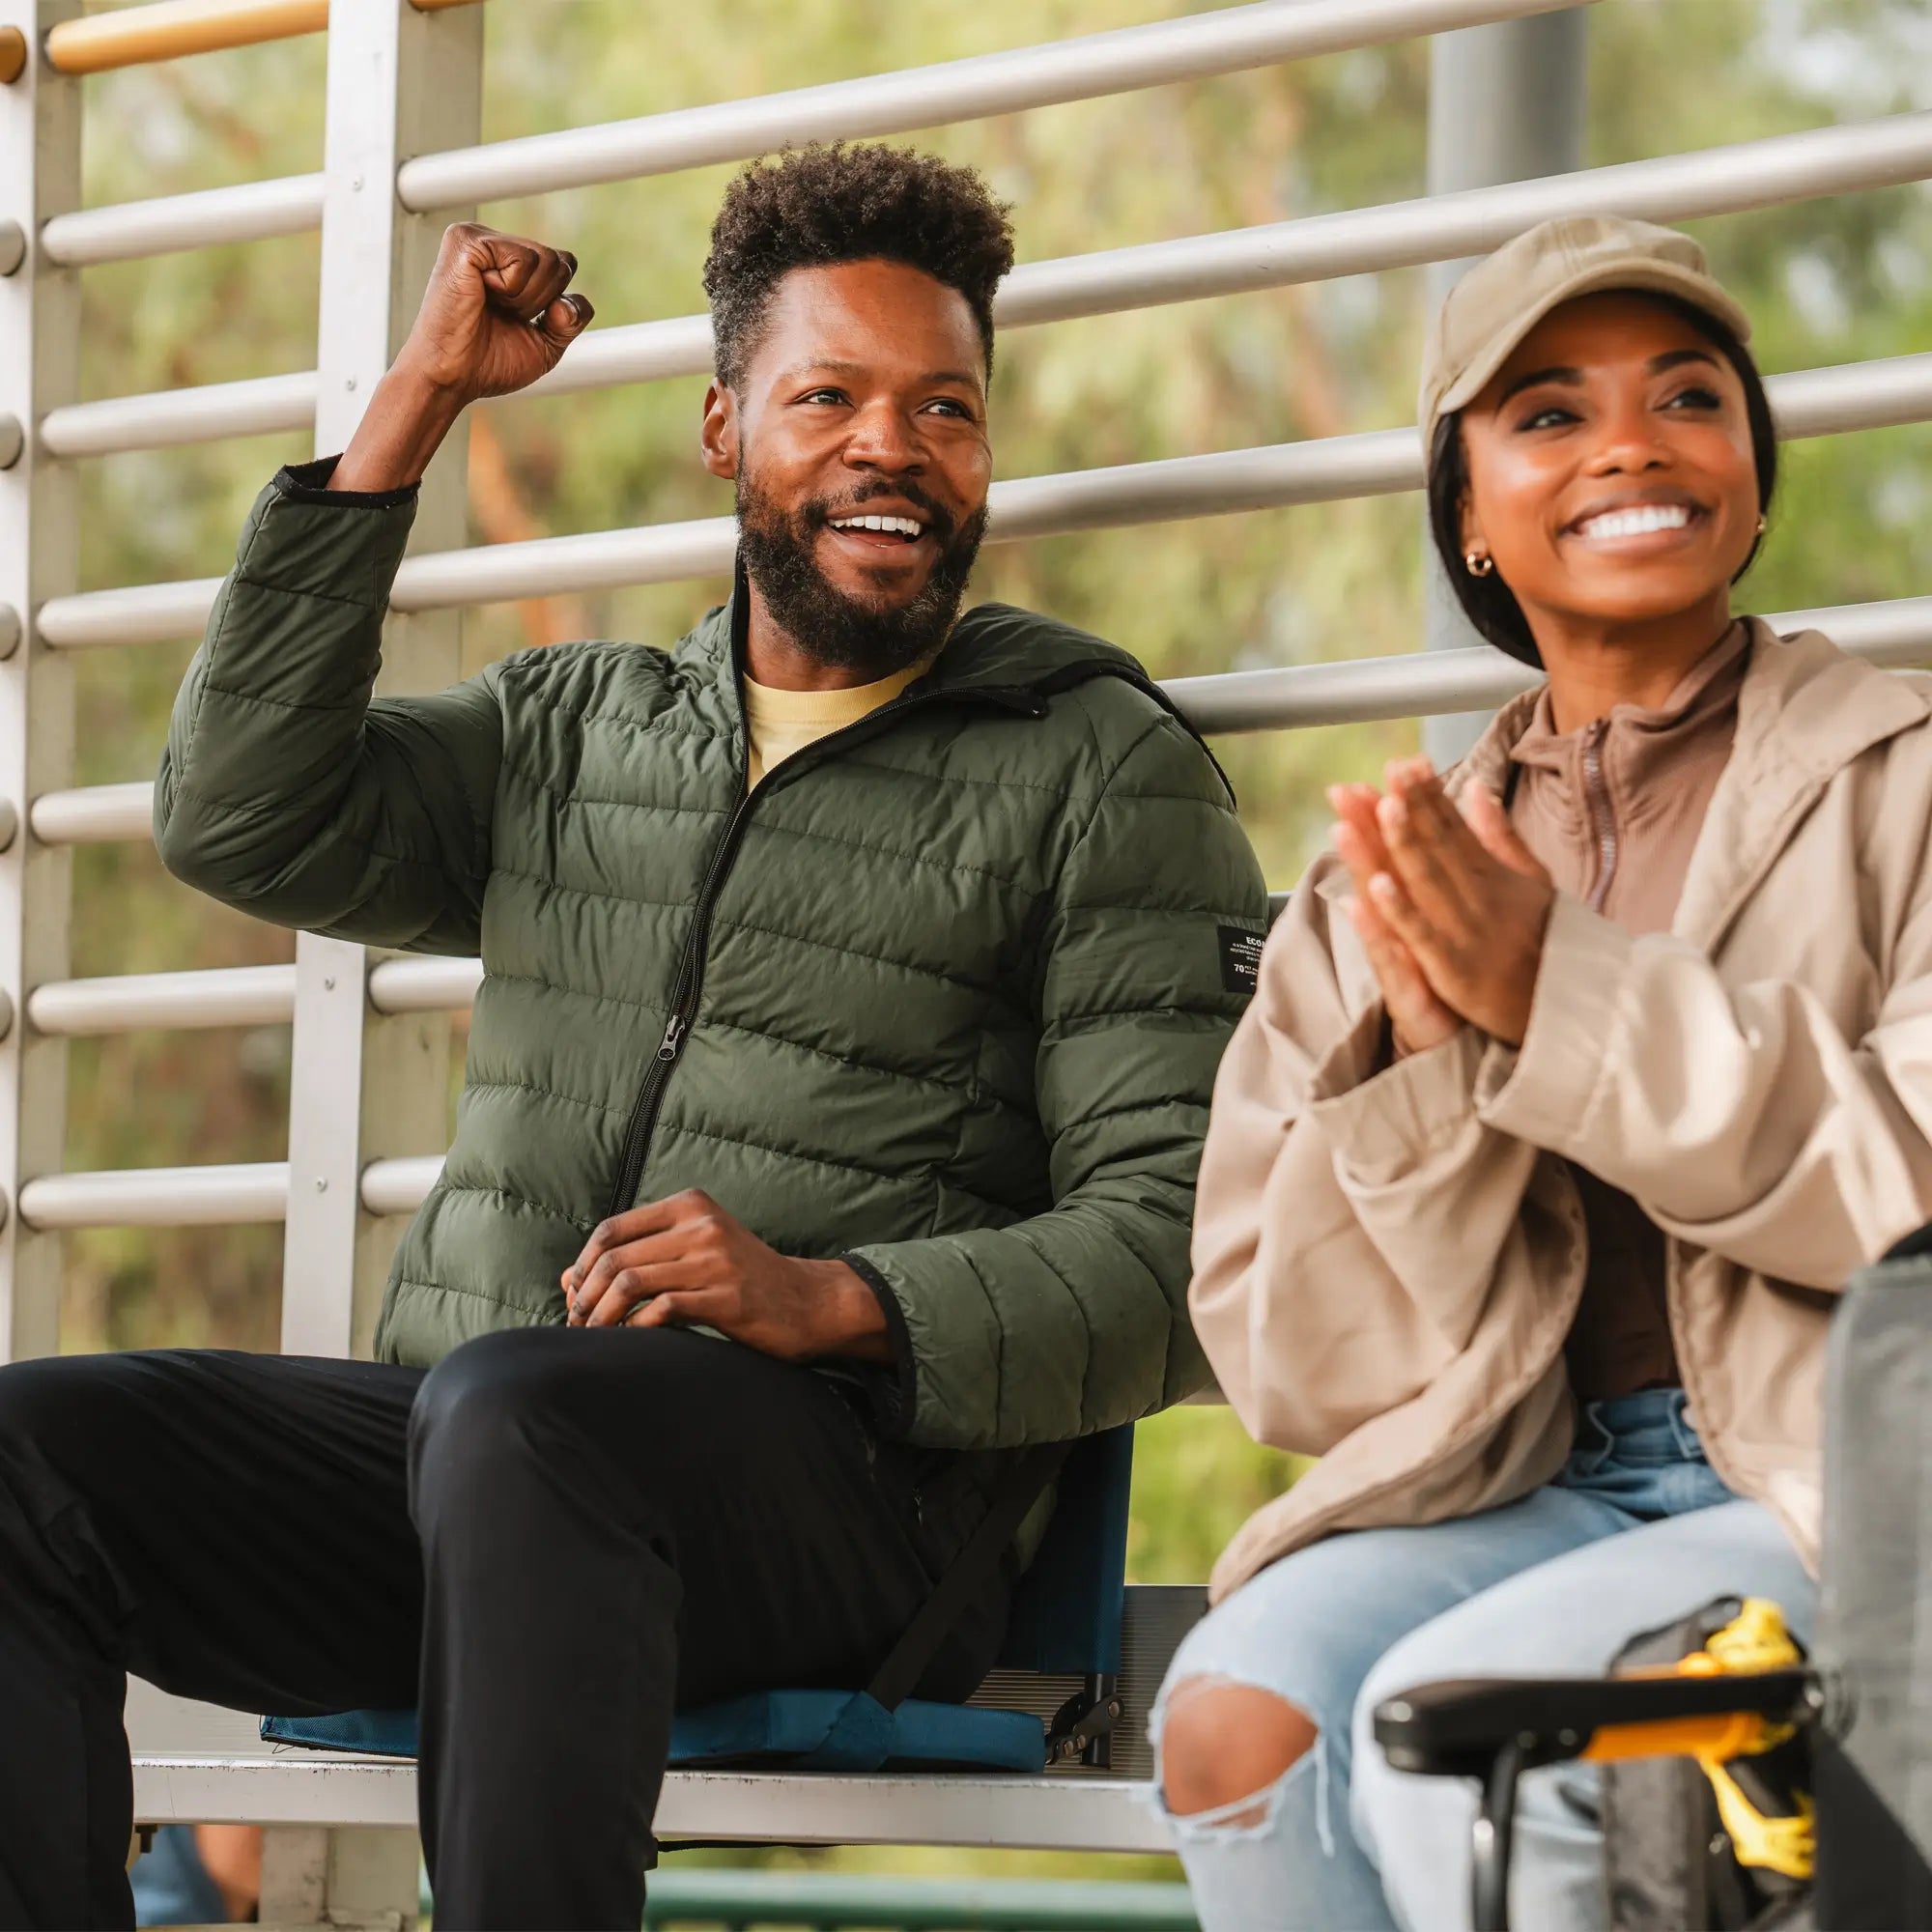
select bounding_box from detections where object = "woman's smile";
[1561,487,1711,554]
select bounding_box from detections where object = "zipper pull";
[657,1015,687,1063]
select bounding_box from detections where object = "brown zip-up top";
[1507,622,1751,1398]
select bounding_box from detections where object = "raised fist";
[397,221,594,402]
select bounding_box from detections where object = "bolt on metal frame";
[4,0,1932,1878]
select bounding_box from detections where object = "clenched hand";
[397,221,593,403]
[328,222,595,494]
[561,1190,892,1363]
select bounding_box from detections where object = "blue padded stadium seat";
[264,1425,1135,1776]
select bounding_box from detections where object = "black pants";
[0,1327,1008,1931]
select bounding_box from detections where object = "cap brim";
[1434,261,1754,423]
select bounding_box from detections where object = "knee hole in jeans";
[1157,1676,1318,1825]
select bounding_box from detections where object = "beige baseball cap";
[1418,214,1752,456]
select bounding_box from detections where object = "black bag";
[1603,1597,1814,1932]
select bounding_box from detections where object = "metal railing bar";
[395,0,1585,212]
[59,106,1932,454]
[1172,645,1538,735]
[21,955,482,1038]
[40,371,318,461]
[27,965,297,1037]
[32,4,1601,278]
[39,578,224,652]
[18,1162,290,1231]
[1168,594,1932,735]
[40,172,327,270]
[365,955,483,1014]
[29,781,155,845]
[33,594,1931,858]
[1772,593,1932,667]
[518,315,716,400]
[513,109,1932,399]
[360,1153,444,1216]
[41,0,479,81]
[37,350,1932,648]
[1765,353,1932,440]
[44,0,328,78]
[998,111,1932,328]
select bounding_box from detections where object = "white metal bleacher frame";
[4,0,1932,1920]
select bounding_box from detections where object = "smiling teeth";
[832,515,923,537]
[1577,504,1693,540]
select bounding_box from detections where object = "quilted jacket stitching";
[168,781,448,873]
[203,680,360,717]
[413,1179,584,1224]
[234,572,384,614]
[393,1272,565,1313]
[496,757,733,824]
[657,1118,945,1190]
[176,505,277,787]
[701,1014,992,1104]
[747,815,1038,895]
[460,1075,629,1119]
[709,909,1034,1009]
[486,862,691,919]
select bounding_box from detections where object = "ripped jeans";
[1151,1391,1817,1932]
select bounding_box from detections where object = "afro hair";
[703,143,1015,389]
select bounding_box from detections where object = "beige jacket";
[1193,622,1932,1603]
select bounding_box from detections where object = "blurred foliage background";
[51,0,1930,1890]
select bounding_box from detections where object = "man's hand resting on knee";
[561,1191,891,1363]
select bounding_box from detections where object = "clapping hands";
[1328,758,1556,1053]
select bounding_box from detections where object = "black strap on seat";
[864,1439,1073,1713]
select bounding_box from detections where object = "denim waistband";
[1572,1387,1702,1467]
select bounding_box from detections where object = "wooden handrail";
[43,0,480,76]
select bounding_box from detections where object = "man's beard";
[735,469,988,680]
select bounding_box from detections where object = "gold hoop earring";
[1464,551,1494,579]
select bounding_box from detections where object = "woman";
[1155,213,1932,1932]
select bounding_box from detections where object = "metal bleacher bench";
[127,1424,1199,1872]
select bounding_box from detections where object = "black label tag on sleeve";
[1218,925,1265,998]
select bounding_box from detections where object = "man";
[0,144,1265,1929]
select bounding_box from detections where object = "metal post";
[270,1,482,1917]
[0,0,80,1364]
[1421,8,1587,765]
[281,0,479,1360]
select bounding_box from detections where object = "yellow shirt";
[742,654,936,789]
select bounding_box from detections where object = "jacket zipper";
[1580,720,1619,913]
[601,682,1041,1222]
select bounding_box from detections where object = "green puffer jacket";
[156,461,1268,1453]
